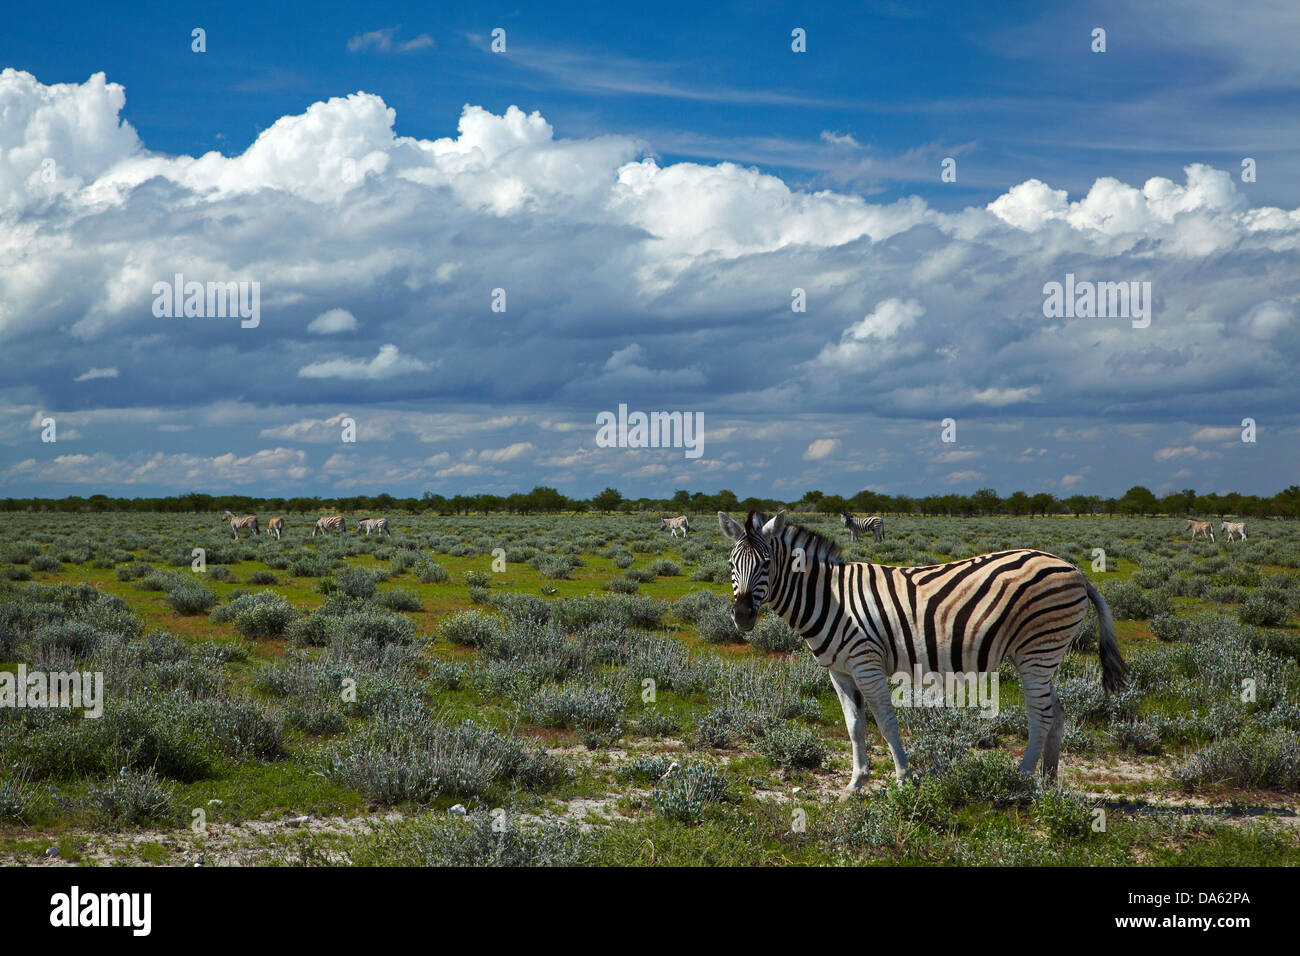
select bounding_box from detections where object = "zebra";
[223,511,259,540]
[1185,519,1214,540]
[661,515,690,538]
[357,517,391,536]
[312,515,345,537]
[841,512,884,543]
[267,516,284,541]
[1220,521,1247,542]
[718,510,1125,787]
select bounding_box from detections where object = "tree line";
[3,485,1299,517]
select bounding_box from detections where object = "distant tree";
[1005,491,1031,516]
[1120,486,1159,516]
[591,487,623,512]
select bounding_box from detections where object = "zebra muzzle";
[733,596,757,631]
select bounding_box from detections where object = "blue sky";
[1,0,1297,499]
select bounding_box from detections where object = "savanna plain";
[1,511,1298,866]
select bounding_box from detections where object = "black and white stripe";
[357,517,391,536]
[1220,520,1246,542]
[720,510,1125,788]
[312,515,345,537]
[841,512,884,543]
[223,510,259,540]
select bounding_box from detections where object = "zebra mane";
[779,521,845,565]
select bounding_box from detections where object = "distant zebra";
[1185,519,1214,540]
[223,511,259,540]
[719,510,1125,787]
[841,512,884,543]
[661,515,690,538]
[312,515,345,537]
[357,517,390,536]
[1220,521,1247,542]
[267,516,284,541]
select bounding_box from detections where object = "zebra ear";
[761,510,787,538]
[718,512,744,541]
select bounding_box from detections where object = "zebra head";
[718,509,786,631]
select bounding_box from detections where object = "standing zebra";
[719,510,1125,786]
[841,512,885,543]
[223,511,259,540]
[268,516,284,540]
[312,515,345,537]
[1185,519,1214,540]
[357,517,391,536]
[1220,521,1247,542]
[661,515,690,538]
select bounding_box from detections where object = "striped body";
[1220,521,1247,542]
[660,515,690,538]
[312,515,345,537]
[223,511,259,540]
[841,512,884,543]
[268,516,284,540]
[1185,519,1214,540]
[357,517,390,536]
[720,510,1124,787]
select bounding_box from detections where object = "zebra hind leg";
[1017,667,1057,779]
[1041,684,1065,784]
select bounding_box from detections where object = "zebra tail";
[1085,580,1127,694]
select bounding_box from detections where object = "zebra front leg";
[828,669,871,791]
[852,666,909,781]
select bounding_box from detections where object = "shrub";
[651,765,731,823]
[1175,729,1300,791]
[210,592,298,639]
[375,589,423,612]
[440,610,501,647]
[1101,580,1170,620]
[416,560,449,583]
[696,606,745,644]
[1239,593,1288,627]
[338,566,383,599]
[757,722,828,769]
[164,579,219,615]
[88,768,175,828]
[321,715,566,805]
[247,570,278,585]
[747,614,802,653]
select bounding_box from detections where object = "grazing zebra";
[1220,521,1247,542]
[267,516,284,541]
[222,511,259,540]
[841,512,885,543]
[357,517,391,536]
[312,515,345,537]
[1185,519,1214,540]
[719,510,1125,786]
[661,515,690,538]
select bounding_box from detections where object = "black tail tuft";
[1085,580,1127,693]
